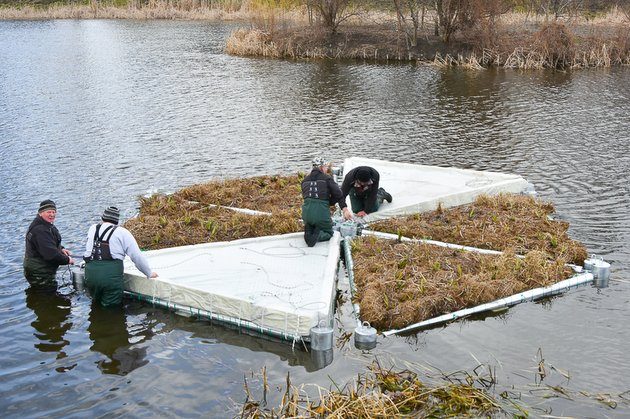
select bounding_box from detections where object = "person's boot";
[306,227,320,247]
[378,187,393,203]
[304,225,314,245]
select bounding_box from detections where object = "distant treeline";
[2,0,629,68]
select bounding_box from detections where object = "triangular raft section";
[342,157,531,222]
[123,232,341,341]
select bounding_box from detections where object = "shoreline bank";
[2,4,629,68]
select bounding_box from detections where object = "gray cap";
[312,157,327,168]
[102,206,120,224]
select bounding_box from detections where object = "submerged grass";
[351,236,574,331]
[241,362,504,418]
[370,193,587,265]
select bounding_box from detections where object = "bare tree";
[433,0,510,43]
[392,0,431,49]
[308,0,356,34]
[538,0,582,20]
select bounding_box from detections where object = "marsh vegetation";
[3,1,629,68]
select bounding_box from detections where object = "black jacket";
[301,169,347,209]
[24,215,70,266]
[341,166,380,212]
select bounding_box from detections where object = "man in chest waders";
[23,199,74,287]
[340,166,392,218]
[301,158,352,247]
[83,206,157,307]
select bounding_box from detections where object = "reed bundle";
[241,362,503,417]
[351,236,573,331]
[124,174,303,249]
[370,193,587,265]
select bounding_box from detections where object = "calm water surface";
[1,19,629,417]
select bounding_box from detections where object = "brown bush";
[533,21,575,68]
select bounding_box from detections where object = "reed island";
[2,0,630,68]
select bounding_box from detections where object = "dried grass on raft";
[175,174,303,214]
[351,236,574,331]
[241,363,503,418]
[125,192,302,250]
[370,193,587,265]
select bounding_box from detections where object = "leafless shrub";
[533,21,575,67]
[308,0,359,34]
[392,0,431,50]
[433,0,510,43]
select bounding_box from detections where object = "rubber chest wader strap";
[90,224,118,261]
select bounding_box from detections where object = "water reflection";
[88,304,148,375]
[25,284,72,359]
[183,320,331,372]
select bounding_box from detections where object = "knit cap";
[312,157,327,168]
[102,206,120,224]
[356,167,371,182]
[38,199,57,212]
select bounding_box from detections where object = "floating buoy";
[591,259,611,288]
[354,321,377,350]
[584,255,611,288]
[583,254,600,272]
[310,320,333,351]
[70,265,86,292]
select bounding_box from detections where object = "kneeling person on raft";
[83,206,158,307]
[301,158,352,247]
[341,166,392,218]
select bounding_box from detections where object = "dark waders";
[23,257,59,287]
[302,198,333,242]
[85,260,125,307]
[349,187,388,214]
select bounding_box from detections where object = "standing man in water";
[341,166,392,218]
[301,157,352,247]
[83,206,157,307]
[24,199,74,286]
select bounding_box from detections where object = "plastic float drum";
[583,255,601,272]
[70,265,86,292]
[354,321,377,350]
[591,259,611,288]
[310,320,333,351]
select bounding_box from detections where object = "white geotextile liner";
[342,157,530,222]
[123,232,341,337]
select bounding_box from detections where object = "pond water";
[1,19,629,417]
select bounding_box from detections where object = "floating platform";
[120,157,584,346]
[123,232,341,342]
[341,157,532,222]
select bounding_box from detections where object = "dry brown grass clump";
[351,236,573,331]
[174,174,303,215]
[125,203,302,250]
[241,363,503,418]
[124,174,304,249]
[370,193,587,265]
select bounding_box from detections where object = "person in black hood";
[341,166,392,217]
[301,158,352,247]
[24,199,74,285]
